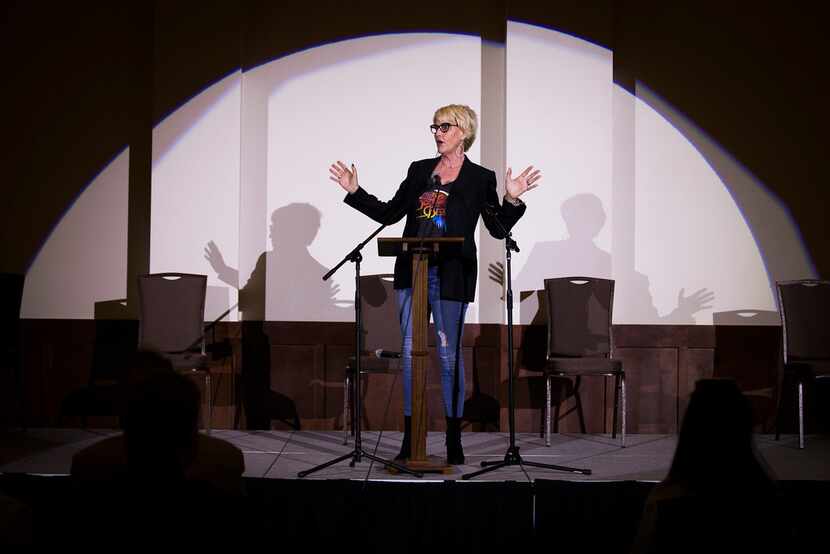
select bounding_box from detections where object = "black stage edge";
[0,474,826,550]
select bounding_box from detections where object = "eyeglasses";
[429,122,458,134]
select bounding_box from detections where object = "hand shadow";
[203,203,354,429]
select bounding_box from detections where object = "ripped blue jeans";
[396,265,468,418]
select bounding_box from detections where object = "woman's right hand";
[329,161,359,194]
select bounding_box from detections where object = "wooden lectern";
[378,236,464,472]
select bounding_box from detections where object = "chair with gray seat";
[541,276,625,447]
[137,273,213,432]
[775,279,830,449]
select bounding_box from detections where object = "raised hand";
[505,166,541,201]
[329,161,359,194]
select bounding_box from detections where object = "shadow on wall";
[204,203,351,429]
[508,193,714,324]
[461,328,502,432]
[206,203,350,321]
[490,193,715,432]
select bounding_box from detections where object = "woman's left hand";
[505,166,541,201]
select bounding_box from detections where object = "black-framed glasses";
[430,122,458,134]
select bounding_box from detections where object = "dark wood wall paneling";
[16,320,784,434]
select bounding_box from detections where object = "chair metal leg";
[545,375,552,447]
[343,374,350,445]
[621,374,626,448]
[553,386,561,434]
[798,380,804,449]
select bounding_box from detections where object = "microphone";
[416,172,443,239]
[374,349,401,359]
[425,172,440,193]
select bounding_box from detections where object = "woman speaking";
[330,104,540,465]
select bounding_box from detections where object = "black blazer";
[344,156,526,302]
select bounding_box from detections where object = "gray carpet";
[2,429,828,481]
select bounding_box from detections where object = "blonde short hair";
[434,104,477,152]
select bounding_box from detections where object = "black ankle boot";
[396,416,411,461]
[445,417,465,465]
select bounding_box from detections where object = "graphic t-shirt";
[416,177,452,238]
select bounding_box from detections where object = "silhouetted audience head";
[123,352,200,479]
[668,378,771,488]
[631,379,788,554]
[68,351,250,546]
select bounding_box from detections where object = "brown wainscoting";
[11,320,782,433]
[510,325,716,435]
[264,322,503,433]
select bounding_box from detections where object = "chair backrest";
[543,276,614,358]
[359,274,401,355]
[137,273,206,353]
[777,279,830,362]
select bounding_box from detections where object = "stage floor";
[2,429,828,481]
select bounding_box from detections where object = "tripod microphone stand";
[462,206,591,480]
[298,223,422,478]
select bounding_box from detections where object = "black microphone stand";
[462,203,591,480]
[299,222,422,478]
